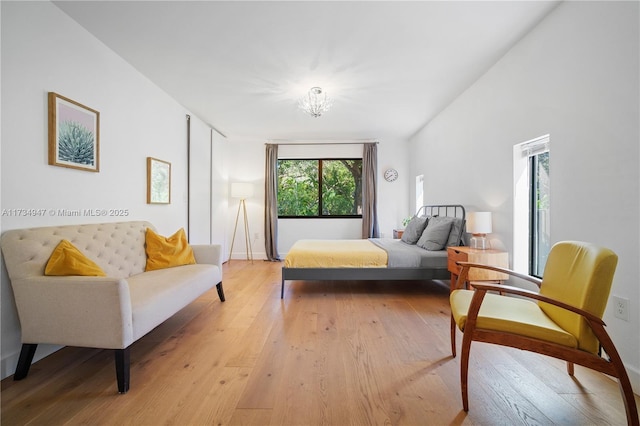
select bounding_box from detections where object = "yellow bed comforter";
[284,239,388,268]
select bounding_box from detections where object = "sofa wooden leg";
[216,282,225,302]
[115,348,130,394]
[14,343,37,380]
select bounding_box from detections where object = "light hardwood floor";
[2,260,638,425]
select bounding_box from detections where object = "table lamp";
[468,212,492,250]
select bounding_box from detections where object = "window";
[513,135,550,277]
[415,175,424,213]
[278,158,362,218]
[530,150,550,277]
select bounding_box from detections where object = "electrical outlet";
[612,296,629,321]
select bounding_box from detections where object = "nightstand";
[447,246,508,289]
[393,229,404,239]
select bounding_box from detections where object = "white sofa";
[0,221,224,393]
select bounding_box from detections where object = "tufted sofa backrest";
[1,221,154,280]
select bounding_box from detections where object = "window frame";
[513,134,550,276]
[277,157,363,219]
[529,151,550,278]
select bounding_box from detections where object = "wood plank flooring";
[2,260,637,425]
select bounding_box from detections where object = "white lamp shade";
[467,212,492,234]
[231,182,254,199]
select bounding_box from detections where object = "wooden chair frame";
[451,261,639,426]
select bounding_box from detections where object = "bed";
[281,204,466,298]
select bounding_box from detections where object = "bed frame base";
[281,267,450,298]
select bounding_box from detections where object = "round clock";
[384,168,398,182]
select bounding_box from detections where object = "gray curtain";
[264,144,281,261]
[362,143,380,238]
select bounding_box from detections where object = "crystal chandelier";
[298,87,333,118]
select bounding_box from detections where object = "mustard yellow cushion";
[44,239,106,277]
[145,228,196,271]
[450,289,577,348]
[537,242,618,354]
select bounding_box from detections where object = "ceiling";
[54,1,559,141]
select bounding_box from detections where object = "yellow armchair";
[449,241,638,425]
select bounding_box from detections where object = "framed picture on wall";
[48,92,100,172]
[147,157,171,204]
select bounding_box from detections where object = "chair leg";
[460,330,473,412]
[589,322,639,425]
[450,314,457,357]
[566,361,574,376]
[617,372,640,426]
[216,282,225,302]
[602,345,639,426]
[114,348,130,394]
[14,344,37,380]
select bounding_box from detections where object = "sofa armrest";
[191,244,222,271]
[11,276,134,349]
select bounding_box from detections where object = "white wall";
[377,139,412,236]
[225,138,409,260]
[409,1,639,391]
[224,138,265,260]
[188,120,229,250]
[211,129,229,256]
[189,116,214,244]
[0,2,218,378]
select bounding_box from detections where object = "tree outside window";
[278,159,362,218]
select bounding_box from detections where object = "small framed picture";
[147,157,171,204]
[48,92,100,172]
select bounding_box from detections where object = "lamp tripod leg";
[242,200,253,262]
[229,200,243,262]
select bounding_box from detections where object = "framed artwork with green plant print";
[147,157,171,204]
[48,92,100,172]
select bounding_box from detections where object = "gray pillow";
[401,216,428,244]
[417,216,466,247]
[446,218,466,247]
[417,216,453,251]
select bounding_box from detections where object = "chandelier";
[298,87,333,118]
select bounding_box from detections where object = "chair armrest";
[11,276,134,348]
[454,261,542,289]
[191,244,222,270]
[468,281,605,325]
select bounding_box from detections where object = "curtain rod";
[266,140,378,146]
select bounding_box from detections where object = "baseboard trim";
[1,344,62,380]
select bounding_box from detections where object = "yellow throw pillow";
[45,239,107,277]
[145,228,196,271]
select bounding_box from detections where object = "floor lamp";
[229,182,253,262]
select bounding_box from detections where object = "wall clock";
[384,168,398,182]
